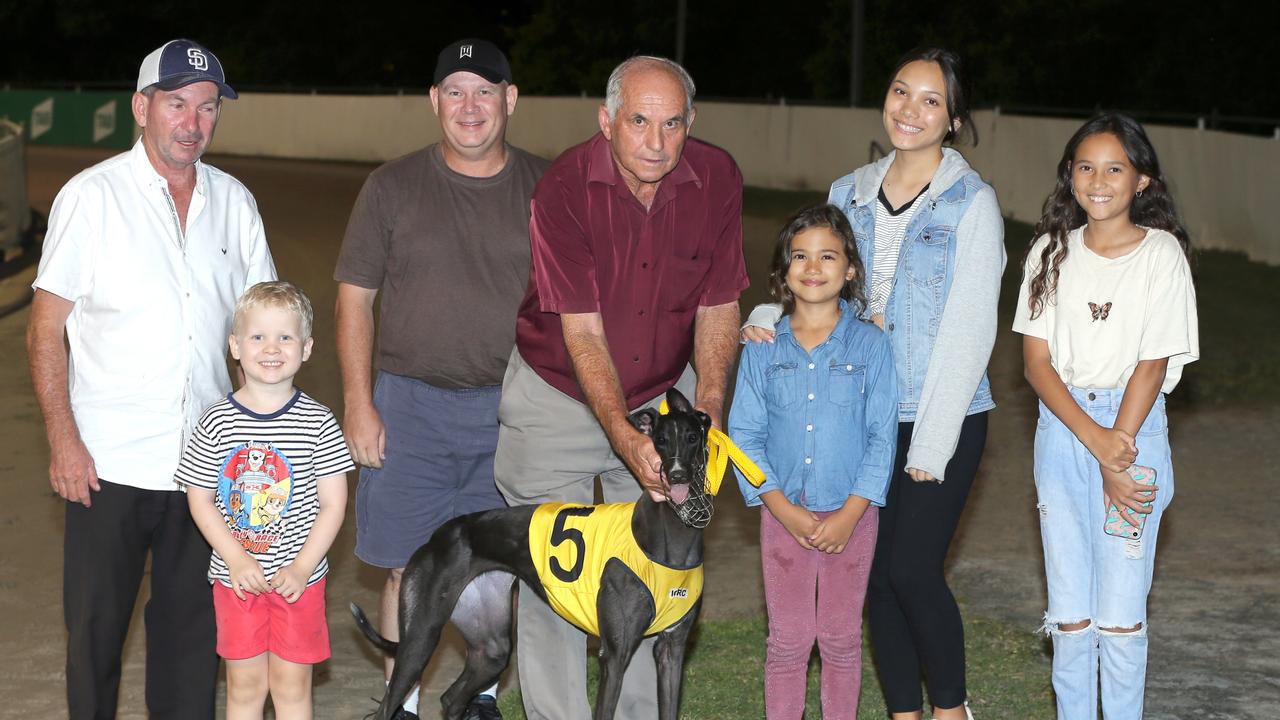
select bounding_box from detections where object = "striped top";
[868,183,929,316]
[175,390,355,587]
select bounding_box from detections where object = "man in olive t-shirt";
[333,39,547,720]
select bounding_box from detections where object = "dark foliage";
[2,0,1276,117]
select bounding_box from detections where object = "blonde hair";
[233,281,315,339]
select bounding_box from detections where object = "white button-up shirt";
[34,139,276,491]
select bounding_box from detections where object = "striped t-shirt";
[175,390,355,588]
[868,183,930,316]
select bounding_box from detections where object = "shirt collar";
[775,299,857,342]
[828,299,859,342]
[128,137,207,195]
[585,131,704,193]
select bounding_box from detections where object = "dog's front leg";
[594,561,653,719]
[653,600,700,720]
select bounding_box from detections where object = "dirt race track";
[0,146,1275,719]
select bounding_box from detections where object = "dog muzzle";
[670,478,713,529]
[667,451,715,529]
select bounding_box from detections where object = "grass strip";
[496,613,1054,719]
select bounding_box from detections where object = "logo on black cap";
[433,38,512,86]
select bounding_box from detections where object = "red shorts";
[212,577,330,664]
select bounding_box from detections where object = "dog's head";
[630,388,715,528]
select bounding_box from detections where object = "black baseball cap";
[136,39,237,99]
[433,39,513,86]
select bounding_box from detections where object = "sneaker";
[462,694,502,720]
[390,707,420,720]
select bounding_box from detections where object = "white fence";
[210,94,1278,264]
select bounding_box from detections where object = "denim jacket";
[748,149,1005,480]
[729,302,898,511]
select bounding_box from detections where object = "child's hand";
[1086,426,1138,473]
[808,512,857,554]
[1102,467,1157,528]
[270,564,310,604]
[772,503,820,550]
[226,555,270,601]
[740,325,776,344]
[906,467,937,483]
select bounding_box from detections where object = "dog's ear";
[631,408,659,437]
[695,410,712,435]
[666,388,694,414]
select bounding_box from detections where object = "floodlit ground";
[0,147,1274,719]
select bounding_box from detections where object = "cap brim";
[154,73,238,99]
[432,66,510,86]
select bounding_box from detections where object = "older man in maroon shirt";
[493,56,747,720]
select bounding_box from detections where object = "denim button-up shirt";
[729,302,898,511]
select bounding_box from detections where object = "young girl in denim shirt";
[730,204,897,720]
[1013,113,1198,720]
[744,48,1004,720]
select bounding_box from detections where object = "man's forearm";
[692,301,740,426]
[27,290,78,443]
[562,318,633,443]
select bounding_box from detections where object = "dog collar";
[658,400,766,496]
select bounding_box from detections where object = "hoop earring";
[1136,189,1144,197]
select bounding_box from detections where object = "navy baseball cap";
[433,39,512,86]
[136,39,237,99]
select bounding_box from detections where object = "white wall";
[214,93,1279,264]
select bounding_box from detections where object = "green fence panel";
[0,90,134,148]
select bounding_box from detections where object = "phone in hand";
[1104,464,1156,540]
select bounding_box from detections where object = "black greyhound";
[352,388,717,720]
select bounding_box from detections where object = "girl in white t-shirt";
[1013,113,1198,720]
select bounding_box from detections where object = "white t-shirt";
[33,139,277,490]
[1012,226,1198,393]
[868,184,928,316]
[174,391,355,587]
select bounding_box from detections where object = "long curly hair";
[768,204,867,316]
[1023,112,1191,319]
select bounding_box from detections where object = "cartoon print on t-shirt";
[250,477,291,528]
[217,441,295,552]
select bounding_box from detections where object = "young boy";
[177,281,354,719]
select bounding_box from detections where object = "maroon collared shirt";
[515,132,748,408]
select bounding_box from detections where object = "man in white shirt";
[26,39,276,720]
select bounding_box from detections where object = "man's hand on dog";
[615,425,668,502]
[226,554,271,601]
[48,431,100,507]
[344,403,387,469]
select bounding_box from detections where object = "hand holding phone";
[1104,465,1157,540]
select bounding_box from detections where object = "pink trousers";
[761,504,879,720]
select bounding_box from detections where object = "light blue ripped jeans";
[1034,387,1173,720]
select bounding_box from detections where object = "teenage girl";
[743,47,1004,720]
[1013,112,1198,719]
[729,204,897,719]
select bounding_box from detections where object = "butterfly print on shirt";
[1089,301,1113,322]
